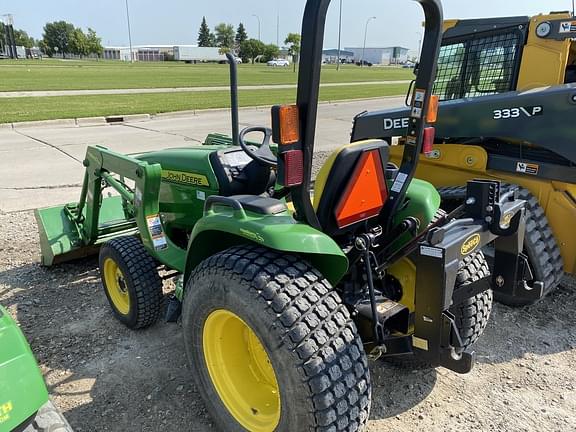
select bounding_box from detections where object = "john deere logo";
[461,234,481,255]
[0,401,13,424]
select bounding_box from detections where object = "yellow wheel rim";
[103,257,130,315]
[203,310,281,431]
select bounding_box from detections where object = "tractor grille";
[434,30,523,101]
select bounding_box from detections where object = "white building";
[344,46,409,65]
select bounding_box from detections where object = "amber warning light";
[271,105,300,145]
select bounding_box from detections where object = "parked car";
[267,58,290,67]
[355,60,373,67]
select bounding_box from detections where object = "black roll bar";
[291,0,444,229]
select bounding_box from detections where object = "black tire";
[389,251,492,369]
[439,185,564,306]
[182,245,371,432]
[99,236,163,329]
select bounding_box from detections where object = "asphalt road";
[0,97,402,213]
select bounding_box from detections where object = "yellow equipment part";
[103,258,131,315]
[517,13,572,90]
[203,309,281,432]
[389,145,576,274]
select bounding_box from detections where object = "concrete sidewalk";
[0,97,403,213]
[0,81,410,98]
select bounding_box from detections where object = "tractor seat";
[313,139,390,236]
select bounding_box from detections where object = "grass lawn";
[0,59,412,92]
[0,83,408,124]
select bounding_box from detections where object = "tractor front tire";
[182,245,371,432]
[99,236,163,329]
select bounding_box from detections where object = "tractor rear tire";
[439,185,564,306]
[182,245,371,432]
[389,251,492,369]
[99,236,163,329]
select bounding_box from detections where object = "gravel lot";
[1,208,575,432]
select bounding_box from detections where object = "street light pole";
[361,16,376,68]
[336,0,343,71]
[252,14,261,42]
[276,12,280,46]
[125,0,134,63]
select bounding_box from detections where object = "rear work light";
[335,149,388,228]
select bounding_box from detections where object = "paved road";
[0,81,410,98]
[0,97,402,213]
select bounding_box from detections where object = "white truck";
[173,46,227,63]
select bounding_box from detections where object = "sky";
[1,0,574,52]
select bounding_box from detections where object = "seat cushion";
[231,195,288,215]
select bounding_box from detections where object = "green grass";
[0,83,408,124]
[0,59,412,92]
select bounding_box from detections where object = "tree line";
[1,20,103,58]
[39,22,103,58]
[197,17,300,66]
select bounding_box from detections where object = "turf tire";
[99,236,163,329]
[182,245,372,432]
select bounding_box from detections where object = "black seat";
[313,140,390,236]
[232,195,287,215]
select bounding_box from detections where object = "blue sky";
[1,0,573,51]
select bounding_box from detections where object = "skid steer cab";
[35,0,529,430]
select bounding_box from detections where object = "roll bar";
[291,0,444,229]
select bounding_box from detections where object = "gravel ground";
[1,206,575,432]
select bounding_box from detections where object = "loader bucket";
[35,196,138,266]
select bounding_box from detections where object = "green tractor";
[36,0,531,429]
[0,305,72,432]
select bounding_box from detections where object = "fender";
[183,208,348,289]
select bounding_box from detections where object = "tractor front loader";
[352,12,576,306]
[36,0,530,430]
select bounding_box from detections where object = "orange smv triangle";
[335,149,388,228]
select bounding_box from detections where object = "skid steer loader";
[36,0,530,429]
[352,11,576,306]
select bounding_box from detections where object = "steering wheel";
[239,126,277,168]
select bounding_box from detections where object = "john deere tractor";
[353,11,576,306]
[0,305,72,432]
[36,0,531,430]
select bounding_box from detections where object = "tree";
[262,44,280,63]
[14,29,35,48]
[69,28,88,57]
[239,38,265,63]
[215,23,235,52]
[197,16,214,47]
[284,33,301,72]
[86,28,103,57]
[235,23,248,49]
[42,21,75,57]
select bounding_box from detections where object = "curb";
[1,96,405,129]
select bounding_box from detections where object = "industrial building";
[102,45,226,62]
[322,49,355,64]
[344,46,409,65]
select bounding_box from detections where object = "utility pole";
[252,14,261,41]
[125,0,134,62]
[336,0,343,71]
[276,12,280,46]
[361,16,376,68]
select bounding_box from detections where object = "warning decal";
[516,162,539,176]
[146,214,168,251]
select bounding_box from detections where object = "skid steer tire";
[99,236,163,329]
[182,245,371,432]
[389,251,492,370]
[439,185,564,306]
